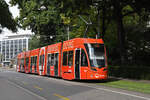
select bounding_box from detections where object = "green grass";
[97,80,150,94]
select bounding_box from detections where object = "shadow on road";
[20,72,121,83]
[72,77,121,83]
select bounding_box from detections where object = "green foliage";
[29,35,40,50]
[109,65,150,80]
[0,0,17,33]
[10,0,150,74]
[11,0,64,46]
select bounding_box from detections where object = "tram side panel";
[61,39,78,80]
[61,38,108,80]
[25,51,30,73]
[46,43,62,77]
[16,53,21,72]
[20,52,26,73]
[16,38,108,80]
[61,38,90,80]
[30,49,40,74]
[39,47,47,75]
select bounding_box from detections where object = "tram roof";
[63,38,104,44]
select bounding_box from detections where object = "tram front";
[84,43,108,80]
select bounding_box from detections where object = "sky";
[0,0,33,39]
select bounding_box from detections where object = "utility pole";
[67,25,70,40]
[97,5,101,38]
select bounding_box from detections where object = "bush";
[108,65,150,80]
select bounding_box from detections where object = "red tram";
[24,51,30,73]
[17,38,108,80]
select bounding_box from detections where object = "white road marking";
[15,73,150,100]
[7,80,47,100]
[27,75,72,86]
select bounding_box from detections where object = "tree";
[10,0,150,66]
[94,0,150,64]
[28,35,40,50]
[0,0,17,33]
[10,0,64,47]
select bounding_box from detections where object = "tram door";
[75,49,80,79]
[54,53,59,76]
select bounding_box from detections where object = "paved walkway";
[0,67,16,72]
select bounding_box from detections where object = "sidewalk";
[0,66,16,72]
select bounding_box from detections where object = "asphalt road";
[0,69,150,100]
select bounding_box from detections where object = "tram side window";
[35,56,37,67]
[32,56,34,66]
[26,58,29,70]
[34,56,37,72]
[47,54,51,66]
[32,57,34,66]
[19,59,21,66]
[31,57,33,66]
[63,52,67,66]
[32,57,34,70]
[81,49,88,66]
[33,57,35,66]
[68,51,73,66]
[24,58,25,65]
[42,55,45,66]
[26,57,29,68]
[55,53,59,63]
[39,55,42,66]
[33,57,34,66]
[22,58,24,66]
[20,59,21,66]
[21,59,22,66]
[20,59,22,66]
[51,54,54,66]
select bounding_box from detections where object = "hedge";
[108,65,150,80]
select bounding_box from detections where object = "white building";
[0,34,31,66]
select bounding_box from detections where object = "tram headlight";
[95,74,99,78]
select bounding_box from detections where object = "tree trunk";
[102,1,106,39]
[97,6,101,38]
[113,1,126,64]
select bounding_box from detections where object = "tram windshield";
[84,43,105,68]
